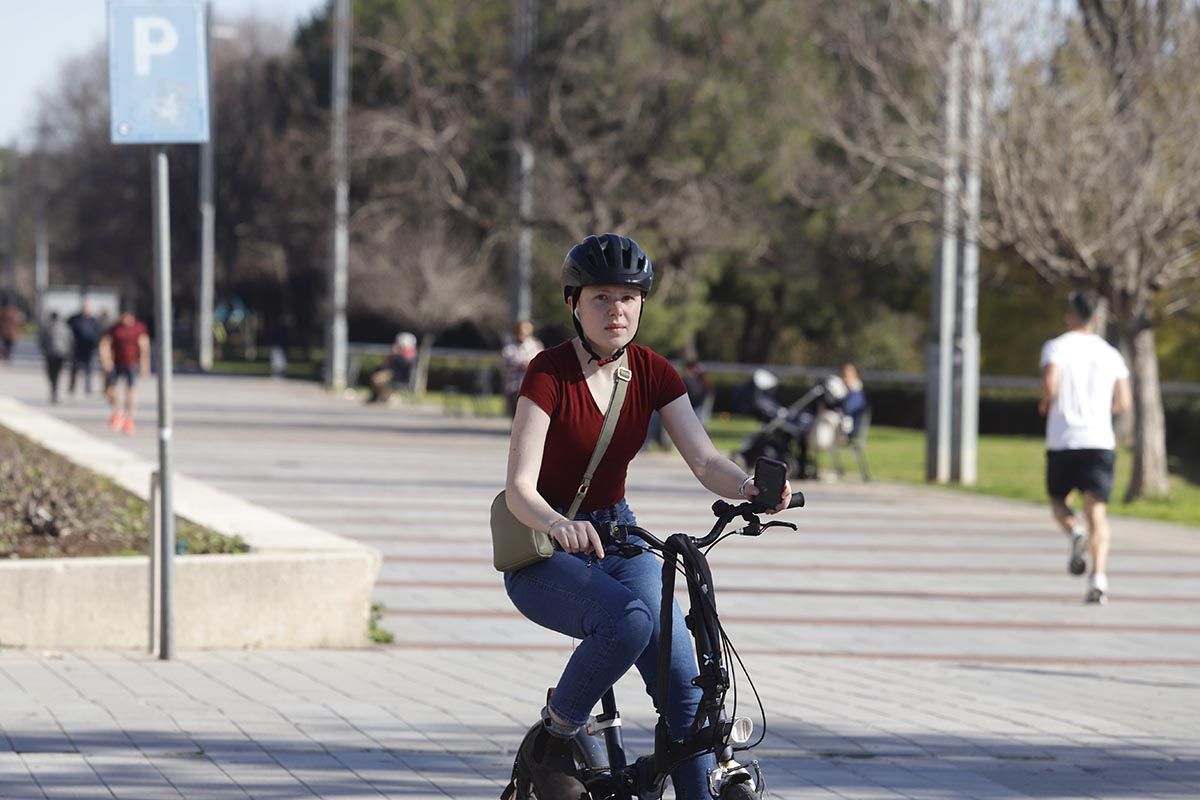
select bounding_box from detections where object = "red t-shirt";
[108,321,148,368]
[520,342,687,513]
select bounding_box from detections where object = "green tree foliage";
[14,0,1196,407]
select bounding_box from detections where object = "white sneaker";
[1068,528,1088,576]
[1086,574,1108,605]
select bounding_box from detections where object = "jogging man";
[1039,289,1132,604]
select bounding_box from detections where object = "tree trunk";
[412,332,436,395]
[1111,323,1134,448]
[1122,324,1171,501]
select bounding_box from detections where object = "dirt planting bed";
[0,425,246,559]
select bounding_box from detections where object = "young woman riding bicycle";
[503,234,792,798]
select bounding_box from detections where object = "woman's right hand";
[548,519,605,559]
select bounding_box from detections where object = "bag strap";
[566,350,633,519]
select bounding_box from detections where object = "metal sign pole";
[109,0,208,660]
[151,146,176,660]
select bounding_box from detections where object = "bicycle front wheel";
[719,781,759,800]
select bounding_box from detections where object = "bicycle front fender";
[573,727,609,772]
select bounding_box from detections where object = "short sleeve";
[1039,339,1058,368]
[519,351,561,416]
[1112,347,1130,380]
[652,353,688,410]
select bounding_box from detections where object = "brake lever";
[599,523,646,559]
[760,520,798,533]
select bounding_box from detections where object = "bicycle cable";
[630,536,770,759]
[697,522,771,750]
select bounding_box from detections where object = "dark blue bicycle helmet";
[561,233,654,303]
[561,234,654,365]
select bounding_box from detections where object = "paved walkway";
[1,351,1199,798]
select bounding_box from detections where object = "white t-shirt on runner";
[1039,331,1129,451]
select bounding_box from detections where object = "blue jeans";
[504,498,715,799]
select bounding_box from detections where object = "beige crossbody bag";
[490,352,633,572]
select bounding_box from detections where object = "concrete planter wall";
[0,397,381,649]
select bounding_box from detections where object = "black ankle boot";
[517,720,587,799]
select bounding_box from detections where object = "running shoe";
[1086,574,1109,605]
[109,410,125,431]
[122,417,136,435]
[1068,529,1088,576]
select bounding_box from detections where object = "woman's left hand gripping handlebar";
[548,518,605,559]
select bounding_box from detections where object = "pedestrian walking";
[1039,289,1132,604]
[67,299,101,395]
[98,309,151,435]
[0,297,25,362]
[500,319,544,418]
[38,311,73,403]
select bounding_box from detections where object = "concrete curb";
[0,396,382,649]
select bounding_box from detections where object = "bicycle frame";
[571,500,796,799]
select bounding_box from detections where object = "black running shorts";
[1046,449,1115,502]
[109,365,138,388]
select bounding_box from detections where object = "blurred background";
[2,0,1199,510]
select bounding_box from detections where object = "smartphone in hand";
[751,456,788,511]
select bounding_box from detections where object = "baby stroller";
[732,369,848,479]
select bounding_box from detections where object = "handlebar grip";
[788,490,806,509]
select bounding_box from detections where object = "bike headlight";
[728,716,754,744]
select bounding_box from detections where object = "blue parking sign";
[108,0,210,144]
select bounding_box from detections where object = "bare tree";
[351,217,505,393]
[987,2,1200,499]
[811,0,1198,500]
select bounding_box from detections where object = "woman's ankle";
[541,705,579,739]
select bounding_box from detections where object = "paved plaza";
[1,352,1198,798]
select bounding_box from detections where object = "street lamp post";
[927,0,983,486]
[926,0,963,484]
[325,0,351,392]
[198,9,237,373]
[198,0,216,371]
[510,0,536,327]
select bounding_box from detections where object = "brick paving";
[2,351,1199,798]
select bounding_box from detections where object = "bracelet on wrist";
[547,518,569,535]
[738,475,754,498]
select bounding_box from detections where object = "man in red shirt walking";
[98,309,151,435]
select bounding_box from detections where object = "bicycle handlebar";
[596,489,805,552]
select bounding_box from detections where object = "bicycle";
[501,490,806,800]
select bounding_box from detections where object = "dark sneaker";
[1086,587,1107,605]
[516,721,587,799]
[1068,530,1088,576]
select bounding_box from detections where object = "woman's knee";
[599,599,654,657]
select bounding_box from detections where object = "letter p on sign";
[134,17,180,76]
